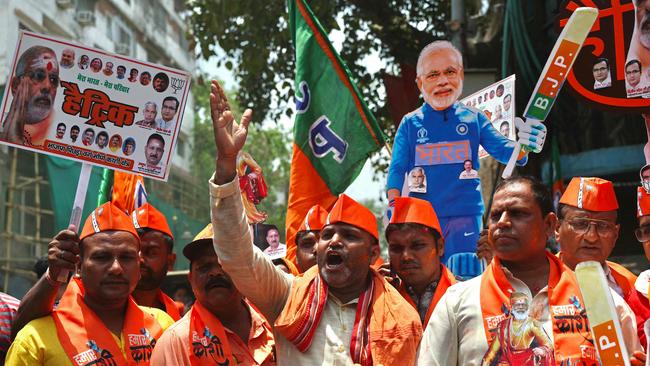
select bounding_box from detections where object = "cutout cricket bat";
[575,261,630,366]
[502,7,598,178]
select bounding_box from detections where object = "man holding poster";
[386,41,546,262]
[1,46,59,146]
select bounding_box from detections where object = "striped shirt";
[0,292,19,356]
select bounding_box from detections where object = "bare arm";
[11,228,79,339]
[209,80,291,323]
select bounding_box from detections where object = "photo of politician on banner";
[0,31,191,181]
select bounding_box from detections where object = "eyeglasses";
[593,67,608,73]
[635,225,650,243]
[563,218,617,237]
[626,69,641,75]
[423,67,462,82]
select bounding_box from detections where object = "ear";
[370,242,380,264]
[459,67,465,81]
[167,252,176,271]
[437,237,445,258]
[416,76,423,93]
[545,212,559,241]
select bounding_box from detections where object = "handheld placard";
[575,261,630,366]
[502,7,597,178]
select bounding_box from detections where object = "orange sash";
[275,266,422,365]
[398,264,456,326]
[480,252,599,365]
[53,278,163,366]
[607,261,638,300]
[188,301,235,366]
[157,289,182,321]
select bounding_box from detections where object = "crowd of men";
[1,41,650,366]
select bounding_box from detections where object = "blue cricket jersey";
[386,102,526,218]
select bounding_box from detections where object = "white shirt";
[635,269,650,299]
[416,265,641,366]
[155,118,174,131]
[209,175,361,365]
[594,75,612,89]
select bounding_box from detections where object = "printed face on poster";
[460,75,516,159]
[0,31,191,181]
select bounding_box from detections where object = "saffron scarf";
[275,266,422,365]
[53,278,163,366]
[188,300,235,366]
[157,289,182,321]
[480,252,599,365]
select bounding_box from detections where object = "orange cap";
[298,205,329,232]
[79,202,139,242]
[131,203,173,239]
[326,194,378,240]
[183,223,214,261]
[637,187,650,218]
[389,197,442,236]
[559,177,618,212]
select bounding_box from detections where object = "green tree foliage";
[191,76,291,237]
[188,0,451,151]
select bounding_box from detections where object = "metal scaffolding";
[0,147,54,297]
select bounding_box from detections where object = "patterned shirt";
[406,281,438,323]
[0,292,19,357]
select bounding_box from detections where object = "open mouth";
[325,251,344,268]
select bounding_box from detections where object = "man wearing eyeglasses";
[592,58,611,89]
[386,40,547,264]
[629,186,650,352]
[555,177,638,302]
[1,46,59,146]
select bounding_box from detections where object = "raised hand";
[1,77,30,144]
[210,80,252,160]
[210,80,253,184]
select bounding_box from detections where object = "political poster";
[460,75,516,159]
[0,31,191,181]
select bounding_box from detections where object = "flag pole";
[57,162,93,282]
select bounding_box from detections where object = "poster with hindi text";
[460,75,516,159]
[0,31,191,181]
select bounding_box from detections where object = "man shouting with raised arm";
[208,80,422,365]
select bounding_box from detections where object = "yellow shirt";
[6,306,173,366]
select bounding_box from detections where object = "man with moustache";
[81,128,94,146]
[416,176,641,366]
[208,79,422,365]
[155,96,179,131]
[103,61,114,77]
[592,58,611,89]
[385,197,456,326]
[386,41,547,262]
[136,102,157,128]
[2,46,59,146]
[294,204,328,273]
[69,125,79,143]
[9,204,183,342]
[59,48,75,69]
[151,224,276,365]
[6,202,174,365]
[95,131,108,149]
[54,123,66,139]
[77,55,89,69]
[140,72,151,86]
[144,133,165,167]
